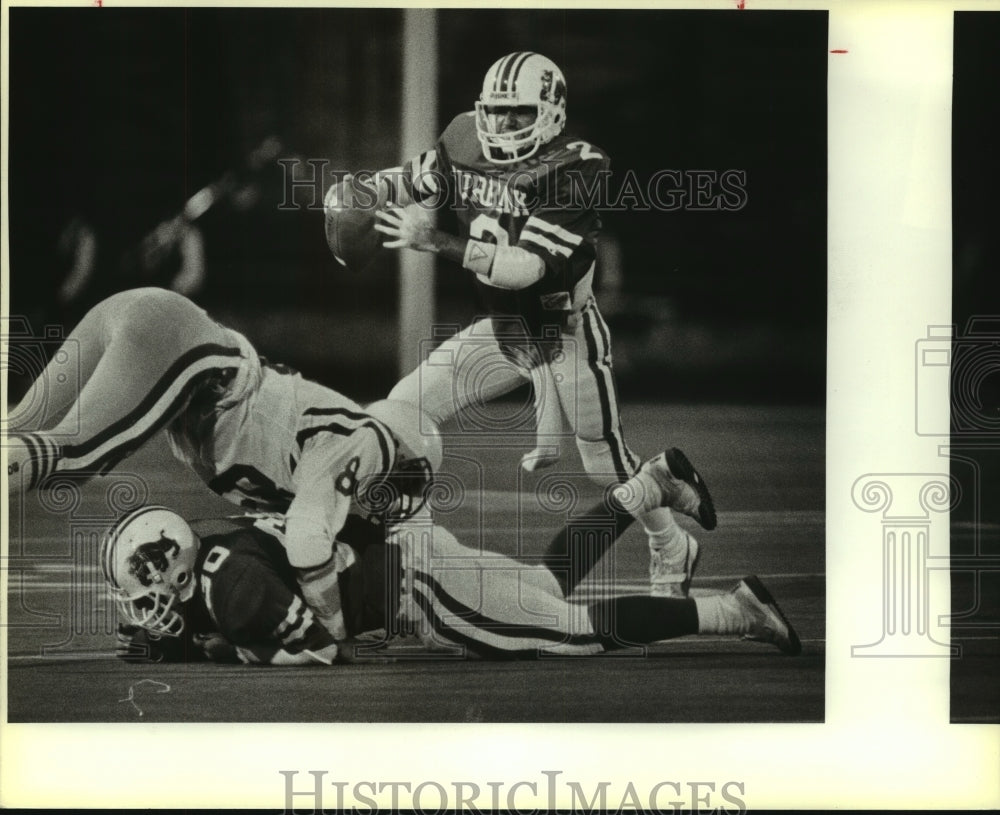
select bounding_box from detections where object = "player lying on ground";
[352,52,712,598]
[5,287,440,638]
[102,448,800,664]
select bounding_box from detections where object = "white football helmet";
[475,52,567,164]
[100,505,200,637]
[364,399,442,519]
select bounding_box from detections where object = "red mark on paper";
[830,49,848,54]
[736,0,746,8]
[93,0,103,6]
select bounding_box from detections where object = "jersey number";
[469,213,509,247]
[336,456,362,496]
[200,545,231,617]
[567,141,601,161]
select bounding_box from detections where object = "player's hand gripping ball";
[324,173,392,273]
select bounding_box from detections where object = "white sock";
[6,434,60,493]
[612,469,662,516]
[640,506,686,554]
[695,594,748,635]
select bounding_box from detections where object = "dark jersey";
[406,112,608,337]
[188,518,340,664]
[144,514,397,665]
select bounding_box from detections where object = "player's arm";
[375,204,546,290]
[377,116,546,290]
[226,597,341,667]
[205,541,341,666]
[283,423,398,639]
[513,147,609,283]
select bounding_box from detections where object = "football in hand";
[324,173,391,273]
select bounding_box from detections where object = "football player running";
[101,444,800,664]
[5,287,438,637]
[372,52,713,599]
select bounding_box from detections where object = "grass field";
[5,403,827,722]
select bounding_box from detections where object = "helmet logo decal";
[127,534,180,587]
[540,69,566,104]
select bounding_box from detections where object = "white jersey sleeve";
[283,422,397,570]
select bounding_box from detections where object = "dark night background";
[949,11,1000,724]
[6,8,827,404]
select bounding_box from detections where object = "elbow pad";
[463,241,545,290]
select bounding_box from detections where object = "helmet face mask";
[100,506,200,637]
[475,52,567,164]
[363,399,443,522]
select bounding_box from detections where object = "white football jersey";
[167,362,398,568]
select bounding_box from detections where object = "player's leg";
[394,522,798,656]
[393,522,606,657]
[557,296,709,597]
[542,458,714,596]
[8,294,112,433]
[7,288,260,490]
[587,576,801,655]
[7,294,116,488]
[388,317,530,426]
[541,495,795,654]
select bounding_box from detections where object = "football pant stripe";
[58,344,244,475]
[589,304,640,473]
[411,585,536,658]
[19,433,42,489]
[523,216,583,246]
[413,568,601,648]
[411,585,502,657]
[303,406,373,420]
[581,303,635,480]
[411,583,602,658]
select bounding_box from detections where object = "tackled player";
[5,287,439,639]
[102,448,800,664]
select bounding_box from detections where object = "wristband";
[462,239,497,277]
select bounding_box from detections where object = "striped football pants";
[393,522,606,657]
[7,287,260,489]
[387,296,642,485]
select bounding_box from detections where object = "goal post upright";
[397,8,438,379]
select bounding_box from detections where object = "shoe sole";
[741,575,802,656]
[665,448,718,531]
